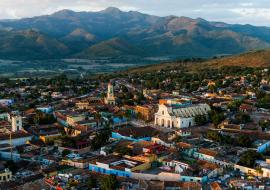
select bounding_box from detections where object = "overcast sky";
[0,0,270,26]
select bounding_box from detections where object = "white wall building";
[11,115,22,132]
[154,103,211,128]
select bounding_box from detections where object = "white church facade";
[154,103,211,128]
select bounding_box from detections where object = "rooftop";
[114,126,159,139]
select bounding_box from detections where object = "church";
[154,102,211,128]
[104,82,116,105]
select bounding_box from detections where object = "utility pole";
[9,131,12,161]
[3,128,13,161]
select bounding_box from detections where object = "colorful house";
[88,155,151,178]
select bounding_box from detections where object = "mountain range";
[1,7,270,60]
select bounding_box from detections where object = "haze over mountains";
[1,7,270,60]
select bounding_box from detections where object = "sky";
[0,0,270,26]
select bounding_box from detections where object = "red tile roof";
[198,148,218,157]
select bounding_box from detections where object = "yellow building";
[40,133,61,143]
[135,105,155,121]
[0,169,12,182]
[76,102,90,110]
[129,154,157,163]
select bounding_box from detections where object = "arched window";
[167,120,171,128]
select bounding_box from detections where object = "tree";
[208,84,217,92]
[236,135,252,147]
[259,120,270,131]
[4,160,18,174]
[68,179,78,187]
[33,110,56,125]
[62,149,71,157]
[228,100,242,112]
[100,175,118,190]
[91,126,111,150]
[195,115,208,125]
[255,166,263,177]
[207,131,222,142]
[87,176,97,189]
[209,110,225,126]
[66,125,75,136]
[173,135,182,143]
[115,147,132,156]
[234,112,251,124]
[238,150,263,168]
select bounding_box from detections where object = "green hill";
[76,38,144,58]
[0,30,69,59]
[124,49,270,74]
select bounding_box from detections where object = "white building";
[104,82,116,105]
[154,103,211,128]
[11,115,22,132]
[0,169,12,182]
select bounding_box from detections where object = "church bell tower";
[104,82,116,105]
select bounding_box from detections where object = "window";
[162,111,164,115]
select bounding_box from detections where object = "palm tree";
[66,125,75,136]
[255,166,263,177]
[94,112,102,127]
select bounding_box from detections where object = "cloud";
[0,0,269,26]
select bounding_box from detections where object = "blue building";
[37,106,53,114]
[88,155,144,178]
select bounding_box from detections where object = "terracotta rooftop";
[210,182,223,190]
[198,160,219,170]
[177,142,192,149]
[178,182,202,190]
[239,104,253,110]
[198,148,218,157]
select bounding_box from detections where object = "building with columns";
[154,102,211,129]
[104,82,116,105]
